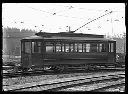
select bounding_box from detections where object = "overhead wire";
[21,4,123,23]
[15,3,124,25]
[3,4,124,33]
[51,4,123,14]
[2,15,44,31]
[18,4,90,20]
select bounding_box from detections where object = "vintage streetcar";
[3,11,125,73]
[20,32,117,72]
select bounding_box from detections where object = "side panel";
[31,53,43,66]
[21,53,31,68]
[22,40,116,67]
[42,52,108,65]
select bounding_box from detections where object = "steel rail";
[90,82,125,92]
[3,73,125,91]
[3,66,125,79]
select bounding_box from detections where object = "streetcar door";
[21,41,32,68]
[31,41,42,65]
[108,42,116,63]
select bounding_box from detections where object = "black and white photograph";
[2,3,126,92]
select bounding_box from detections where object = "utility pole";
[110,17,113,38]
[123,32,126,54]
[69,26,71,32]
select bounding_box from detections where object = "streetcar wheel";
[10,66,18,74]
[59,66,64,72]
[53,66,62,72]
[22,68,28,73]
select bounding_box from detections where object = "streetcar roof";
[22,35,116,41]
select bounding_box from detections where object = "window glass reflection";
[25,42,31,53]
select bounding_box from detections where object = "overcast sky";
[2,3,126,37]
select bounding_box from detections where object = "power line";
[52,4,124,12]
[19,4,90,20]
[20,4,123,22]
[4,4,123,23]
[24,5,52,15]
[3,4,124,33]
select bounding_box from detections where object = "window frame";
[24,41,31,54]
[70,43,74,52]
[56,42,62,52]
[21,41,24,53]
[32,41,42,53]
[78,43,83,52]
[65,43,70,52]
[90,43,98,52]
[44,41,109,53]
[45,42,54,53]
[109,42,114,52]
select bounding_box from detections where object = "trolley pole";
[111,17,114,38]
[69,26,71,32]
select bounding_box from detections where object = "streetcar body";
[21,32,116,71]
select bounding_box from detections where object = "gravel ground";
[104,85,125,92]
[3,71,124,86]
[59,79,125,92]
[3,72,91,86]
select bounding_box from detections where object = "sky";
[2,3,126,37]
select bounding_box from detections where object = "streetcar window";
[86,43,90,52]
[99,43,106,52]
[83,43,86,52]
[109,43,114,52]
[74,43,78,52]
[56,43,61,52]
[109,43,111,52]
[38,42,41,53]
[111,43,114,52]
[46,42,54,53]
[99,44,102,52]
[21,42,24,52]
[32,42,41,53]
[70,44,74,52]
[62,43,65,52]
[90,43,97,52]
[65,44,69,52]
[78,44,83,52]
[102,43,106,52]
[25,42,31,54]
[97,44,99,52]
[38,42,41,46]
[83,43,90,52]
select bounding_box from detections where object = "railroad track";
[3,72,125,91]
[3,67,125,79]
[3,65,125,78]
[91,81,125,92]
[59,74,125,91]
[3,70,54,78]
[100,83,125,92]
